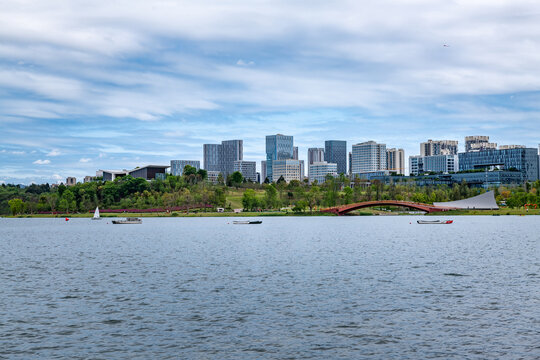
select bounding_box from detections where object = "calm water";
[0,216,538,359]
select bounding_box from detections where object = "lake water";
[0,216,538,359]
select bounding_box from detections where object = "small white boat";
[233,220,262,224]
[417,220,453,224]
[112,217,142,224]
[92,206,102,220]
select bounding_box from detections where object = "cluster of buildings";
[71,134,539,188]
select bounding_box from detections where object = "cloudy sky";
[1,0,540,184]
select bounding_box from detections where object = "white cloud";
[79,158,91,163]
[46,149,61,156]
[236,59,254,66]
[33,159,51,165]
[52,174,63,180]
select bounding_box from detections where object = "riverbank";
[3,207,539,217]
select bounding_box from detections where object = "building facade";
[233,160,257,182]
[100,170,127,181]
[351,141,386,175]
[409,155,458,176]
[293,146,299,160]
[128,165,169,180]
[266,134,294,182]
[203,140,243,177]
[308,148,325,165]
[220,140,243,177]
[170,160,200,176]
[261,160,267,183]
[203,144,221,172]
[386,148,405,175]
[66,177,76,186]
[458,147,539,181]
[272,159,302,182]
[465,136,497,152]
[206,171,221,184]
[325,140,347,175]
[420,139,458,156]
[308,162,338,184]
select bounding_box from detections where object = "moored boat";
[233,220,262,224]
[417,220,453,224]
[112,217,142,224]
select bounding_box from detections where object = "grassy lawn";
[225,188,265,209]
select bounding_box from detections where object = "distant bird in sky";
[443,44,449,47]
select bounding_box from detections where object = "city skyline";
[2,1,540,184]
[1,133,539,184]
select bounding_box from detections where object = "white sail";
[93,206,100,219]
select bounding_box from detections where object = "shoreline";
[2,208,539,218]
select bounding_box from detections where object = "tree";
[242,189,259,211]
[216,173,224,185]
[45,193,58,213]
[197,169,208,180]
[304,185,321,213]
[343,186,353,204]
[230,171,243,187]
[8,198,25,215]
[293,199,307,213]
[59,189,76,213]
[263,184,280,209]
[183,165,198,176]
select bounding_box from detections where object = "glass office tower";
[266,134,294,181]
[325,140,347,175]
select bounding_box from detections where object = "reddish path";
[321,200,453,215]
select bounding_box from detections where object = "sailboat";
[92,206,102,220]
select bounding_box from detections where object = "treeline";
[1,172,540,215]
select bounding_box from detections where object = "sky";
[1,0,540,184]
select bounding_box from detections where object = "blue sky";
[1,0,540,184]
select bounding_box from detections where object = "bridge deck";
[322,200,453,215]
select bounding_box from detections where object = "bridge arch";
[321,200,450,215]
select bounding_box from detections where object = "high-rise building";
[325,140,347,175]
[307,148,325,165]
[220,140,243,177]
[66,177,76,186]
[307,147,324,179]
[170,160,200,176]
[499,145,526,150]
[465,136,497,152]
[272,159,303,182]
[261,160,267,183]
[266,134,294,182]
[420,139,458,156]
[308,162,338,184]
[293,146,299,160]
[203,140,243,177]
[349,152,352,175]
[459,147,539,181]
[203,144,221,172]
[351,141,386,175]
[233,160,257,182]
[409,155,458,176]
[386,148,405,175]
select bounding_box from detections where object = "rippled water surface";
[0,216,539,359]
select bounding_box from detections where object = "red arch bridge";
[321,200,454,215]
